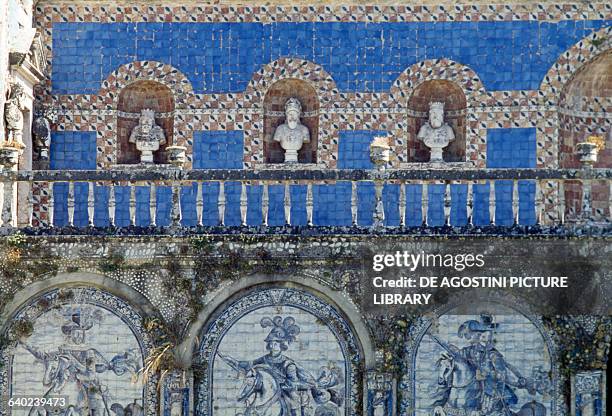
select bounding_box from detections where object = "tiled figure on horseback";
[217,315,343,416]
[430,314,551,416]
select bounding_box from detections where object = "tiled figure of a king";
[414,307,554,416]
[197,287,361,416]
[4,288,150,416]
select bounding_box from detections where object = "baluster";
[466,182,474,226]
[581,179,592,220]
[558,181,565,225]
[608,181,612,223]
[48,183,55,227]
[399,181,406,227]
[0,182,4,227]
[171,183,182,227]
[488,180,496,225]
[284,182,291,225]
[306,183,313,226]
[240,182,248,226]
[27,184,34,227]
[512,179,520,225]
[444,181,452,226]
[87,182,95,226]
[262,183,269,226]
[149,184,157,227]
[67,182,75,227]
[218,181,226,226]
[108,184,116,227]
[373,181,385,227]
[0,170,16,228]
[421,182,429,226]
[192,181,202,226]
[535,180,543,225]
[351,181,358,226]
[129,184,136,226]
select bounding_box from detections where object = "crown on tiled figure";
[429,101,445,112]
[140,108,156,119]
[285,97,302,114]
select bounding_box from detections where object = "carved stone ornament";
[417,101,455,162]
[167,145,187,167]
[32,106,57,161]
[3,83,27,150]
[370,135,391,169]
[129,109,166,163]
[273,97,310,163]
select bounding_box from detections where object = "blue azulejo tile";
[193,131,244,169]
[52,20,609,94]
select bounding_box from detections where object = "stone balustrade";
[0,167,610,232]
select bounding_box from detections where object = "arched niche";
[558,52,611,218]
[117,80,175,164]
[407,80,467,163]
[0,286,156,416]
[263,78,319,164]
[404,301,559,416]
[194,285,362,416]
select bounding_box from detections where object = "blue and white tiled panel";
[414,305,552,416]
[49,128,537,226]
[211,306,346,415]
[10,304,144,415]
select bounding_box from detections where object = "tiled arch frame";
[194,285,363,416]
[390,59,489,168]
[539,26,611,106]
[244,58,340,168]
[96,61,195,167]
[534,27,611,222]
[0,285,159,416]
[537,25,611,168]
[399,293,562,416]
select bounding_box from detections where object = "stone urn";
[370,135,390,170]
[577,138,602,167]
[167,145,187,167]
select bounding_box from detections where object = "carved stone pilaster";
[0,146,21,228]
[572,371,606,416]
[161,370,192,416]
[366,371,396,416]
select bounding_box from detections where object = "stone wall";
[1,233,610,415]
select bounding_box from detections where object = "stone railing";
[0,166,610,233]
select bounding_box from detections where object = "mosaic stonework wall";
[196,286,362,416]
[0,287,156,416]
[0,235,610,415]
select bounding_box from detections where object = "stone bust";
[417,101,455,162]
[3,83,27,149]
[273,97,310,163]
[129,109,166,163]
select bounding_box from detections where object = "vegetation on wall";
[0,233,60,313]
[370,313,419,375]
[543,315,611,377]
